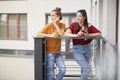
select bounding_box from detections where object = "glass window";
[0,13,27,40]
[20,14,27,39]
[0,49,34,57]
[9,14,17,39]
[0,14,7,39]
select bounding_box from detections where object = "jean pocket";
[48,54,55,61]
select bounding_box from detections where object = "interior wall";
[92,0,118,80]
[118,0,120,79]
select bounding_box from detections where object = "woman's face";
[76,12,85,23]
[50,11,59,21]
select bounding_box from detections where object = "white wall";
[91,0,104,32]
[118,0,120,79]
[91,0,117,42]
[93,0,116,43]
[0,57,34,80]
[92,0,118,80]
[0,0,91,50]
[107,0,116,45]
[100,0,118,79]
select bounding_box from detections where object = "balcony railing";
[34,37,118,80]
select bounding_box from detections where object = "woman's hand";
[53,17,59,25]
[78,27,89,37]
[51,32,60,38]
[82,32,89,37]
[37,33,45,38]
[77,31,83,37]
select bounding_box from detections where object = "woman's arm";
[84,23,102,37]
[54,23,64,36]
[82,32,102,38]
[64,29,78,37]
[81,27,102,37]
[37,30,57,38]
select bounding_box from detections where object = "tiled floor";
[63,77,80,80]
[63,77,98,80]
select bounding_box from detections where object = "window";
[0,49,34,57]
[0,13,27,40]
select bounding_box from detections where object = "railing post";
[65,38,70,52]
[34,38,45,80]
[114,45,118,80]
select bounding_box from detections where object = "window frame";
[0,13,27,40]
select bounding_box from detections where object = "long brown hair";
[52,7,62,20]
[76,9,88,33]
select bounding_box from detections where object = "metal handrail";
[34,36,118,80]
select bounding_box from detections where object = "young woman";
[37,7,66,80]
[64,9,102,80]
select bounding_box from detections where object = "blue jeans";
[46,53,66,80]
[73,44,92,80]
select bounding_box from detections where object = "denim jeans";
[46,53,66,80]
[73,44,92,80]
